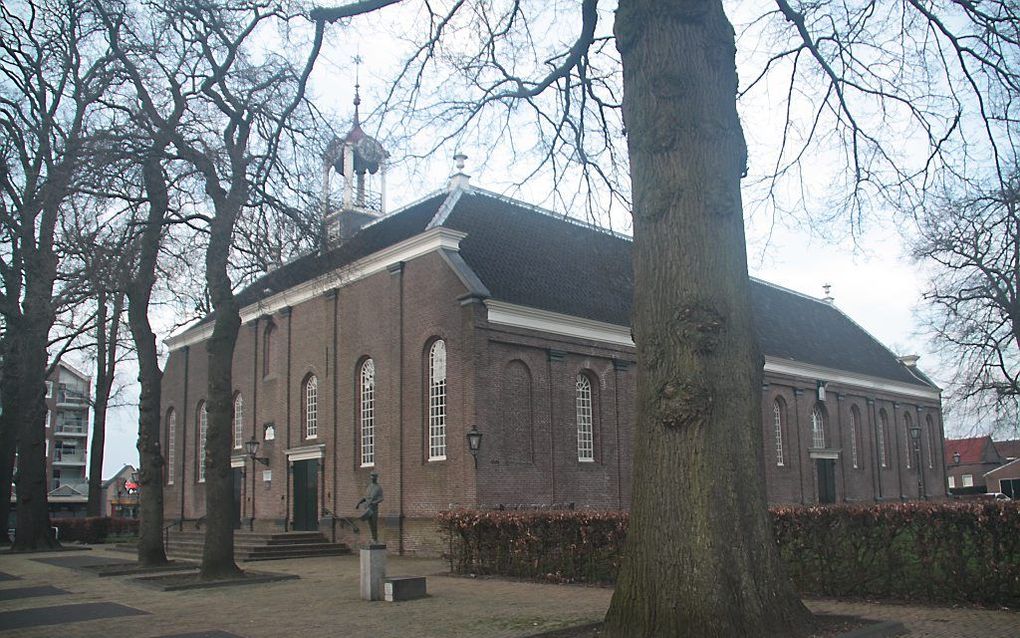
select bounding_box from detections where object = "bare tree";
[915,167,1020,433]
[0,0,116,550]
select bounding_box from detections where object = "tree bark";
[0,335,20,544]
[603,1,811,635]
[201,208,243,580]
[87,288,123,517]
[130,148,170,567]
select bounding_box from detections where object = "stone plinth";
[359,543,387,601]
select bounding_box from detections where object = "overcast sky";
[90,2,964,479]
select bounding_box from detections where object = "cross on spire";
[353,54,362,124]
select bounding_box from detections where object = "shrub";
[439,502,1020,606]
[53,517,139,544]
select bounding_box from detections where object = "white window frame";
[167,410,176,485]
[773,400,784,466]
[45,381,53,398]
[849,407,859,469]
[198,403,208,483]
[360,359,376,467]
[44,410,51,429]
[576,374,595,462]
[233,394,244,449]
[811,407,825,449]
[428,341,447,461]
[305,375,318,439]
[947,475,956,489]
[962,474,974,487]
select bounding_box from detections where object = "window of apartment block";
[304,375,318,439]
[811,406,826,449]
[198,402,208,483]
[773,399,785,466]
[428,340,447,461]
[576,374,595,462]
[359,359,375,467]
[166,409,176,485]
[962,474,974,487]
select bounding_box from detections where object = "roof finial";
[353,53,362,124]
[822,283,834,304]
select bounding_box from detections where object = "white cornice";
[483,301,940,402]
[485,301,635,347]
[285,444,325,462]
[165,227,467,351]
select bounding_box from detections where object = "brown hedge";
[52,517,139,544]
[438,502,1020,606]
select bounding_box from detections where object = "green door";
[292,460,319,531]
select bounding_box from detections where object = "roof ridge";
[465,187,633,241]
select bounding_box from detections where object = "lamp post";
[909,423,924,499]
[244,436,270,531]
[466,425,483,469]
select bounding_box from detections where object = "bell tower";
[322,60,389,247]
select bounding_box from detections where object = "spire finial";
[353,53,362,124]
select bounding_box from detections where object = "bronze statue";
[355,471,384,543]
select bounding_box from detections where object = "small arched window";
[197,401,208,483]
[811,406,826,449]
[877,409,889,468]
[304,375,318,439]
[359,359,376,467]
[262,323,275,378]
[926,414,936,469]
[576,374,595,462]
[904,411,913,469]
[233,393,244,449]
[773,399,785,466]
[427,340,447,461]
[166,409,176,485]
[849,406,860,469]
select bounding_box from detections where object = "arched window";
[198,401,208,483]
[262,323,275,378]
[849,406,860,469]
[904,412,913,469]
[166,409,176,485]
[233,393,244,449]
[926,414,936,469]
[576,374,595,462]
[304,375,318,439]
[811,406,826,449]
[427,340,447,460]
[773,399,785,466]
[877,409,888,468]
[359,359,375,467]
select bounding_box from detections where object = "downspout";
[793,388,805,504]
[180,345,190,528]
[548,350,563,503]
[613,360,624,509]
[251,320,259,524]
[836,394,846,501]
[892,404,904,499]
[387,261,405,555]
[284,307,293,531]
[329,289,339,542]
[869,399,881,499]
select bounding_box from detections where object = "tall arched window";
[359,359,376,467]
[849,406,860,469]
[576,374,595,462]
[304,375,318,439]
[904,411,913,469]
[427,340,447,460]
[811,406,826,449]
[166,409,176,485]
[198,401,208,483]
[773,399,785,466]
[926,414,936,469]
[877,409,888,468]
[233,393,244,449]
[262,323,275,378]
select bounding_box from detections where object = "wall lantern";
[952,451,961,465]
[816,381,827,402]
[466,425,483,468]
[245,436,270,466]
[909,424,921,441]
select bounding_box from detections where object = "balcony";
[53,451,86,465]
[56,389,89,407]
[54,423,88,437]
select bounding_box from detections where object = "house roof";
[102,464,136,488]
[228,187,934,389]
[994,439,1020,461]
[985,457,1020,479]
[945,436,1001,465]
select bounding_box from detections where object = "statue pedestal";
[360,543,387,601]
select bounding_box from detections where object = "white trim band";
[286,444,325,462]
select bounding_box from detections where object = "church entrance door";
[816,459,836,504]
[232,468,243,530]
[292,460,319,531]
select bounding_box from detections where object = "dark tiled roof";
[945,437,999,465]
[994,439,1020,461]
[232,188,933,389]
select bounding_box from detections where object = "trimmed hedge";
[53,517,139,544]
[439,502,1020,606]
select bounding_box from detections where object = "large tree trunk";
[603,1,811,636]
[201,211,242,580]
[87,288,124,517]
[130,148,171,567]
[0,335,20,544]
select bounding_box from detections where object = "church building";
[160,111,947,554]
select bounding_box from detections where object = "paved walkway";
[0,546,1015,637]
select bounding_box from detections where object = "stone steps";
[163,530,350,562]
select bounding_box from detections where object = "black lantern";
[246,436,269,466]
[952,451,961,465]
[909,424,921,441]
[466,425,483,468]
